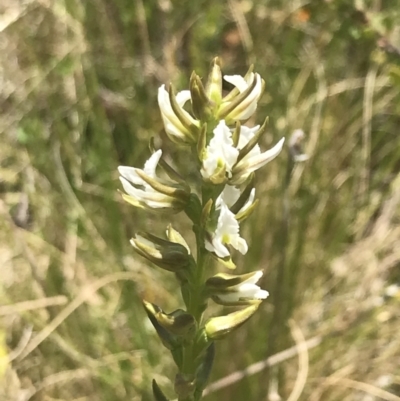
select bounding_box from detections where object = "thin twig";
[0,296,68,316]
[228,0,253,62]
[203,335,321,396]
[312,377,400,401]
[287,319,309,401]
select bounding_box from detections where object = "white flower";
[201,120,239,181]
[118,150,187,210]
[216,185,241,207]
[219,73,263,122]
[231,125,285,184]
[216,185,256,215]
[214,271,269,304]
[205,202,248,258]
[157,85,199,144]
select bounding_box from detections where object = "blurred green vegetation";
[1,0,400,400]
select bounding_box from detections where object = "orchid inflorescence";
[118,58,284,401]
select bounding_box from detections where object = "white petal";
[239,188,256,214]
[118,166,144,186]
[157,85,187,139]
[231,236,248,255]
[224,74,249,92]
[217,286,268,302]
[237,125,260,149]
[243,270,263,285]
[243,137,285,173]
[232,73,262,120]
[216,185,240,209]
[120,177,171,207]
[238,125,262,162]
[205,238,230,258]
[175,90,191,107]
[216,203,248,255]
[143,150,162,177]
[119,176,139,197]
[201,121,239,179]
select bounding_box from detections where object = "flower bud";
[190,72,211,120]
[143,301,180,350]
[205,270,268,306]
[131,232,192,272]
[204,303,261,340]
[158,84,200,145]
[205,57,223,105]
[217,67,264,124]
[143,300,196,337]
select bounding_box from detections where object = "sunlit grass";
[1,0,400,400]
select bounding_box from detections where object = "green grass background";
[1,0,400,400]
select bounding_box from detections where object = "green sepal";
[193,327,210,356]
[184,193,202,224]
[171,345,184,368]
[232,121,241,147]
[201,199,213,228]
[194,342,215,395]
[152,379,170,401]
[205,303,261,340]
[180,282,192,312]
[222,65,254,102]
[205,57,222,105]
[217,70,258,121]
[211,253,236,269]
[236,117,269,164]
[190,72,210,120]
[166,224,191,253]
[235,199,258,223]
[197,123,207,161]
[121,189,181,214]
[135,169,190,204]
[168,85,198,141]
[120,192,145,210]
